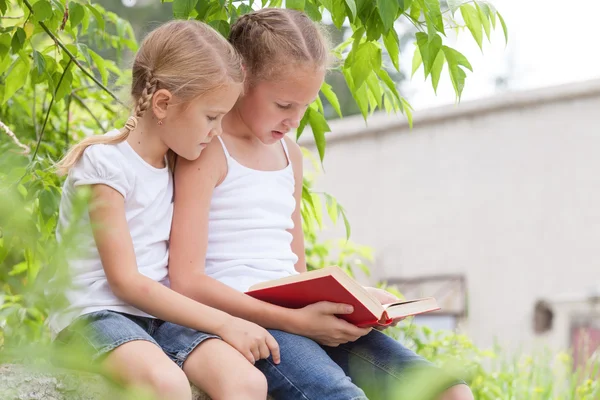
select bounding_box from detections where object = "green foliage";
[2,1,565,399]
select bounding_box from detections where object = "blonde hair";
[229,8,330,82]
[56,20,244,175]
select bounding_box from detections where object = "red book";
[245,266,440,328]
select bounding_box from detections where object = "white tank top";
[204,137,299,292]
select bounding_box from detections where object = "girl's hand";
[216,317,281,365]
[364,287,404,331]
[290,301,372,347]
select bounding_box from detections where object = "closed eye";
[276,103,292,110]
[207,115,218,121]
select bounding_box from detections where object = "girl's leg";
[182,338,267,400]
[103,340,192,400]
[56,311,191,400]
[324,329,471,400]
[155,322,266,400]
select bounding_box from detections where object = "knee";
[438,384,474,400]
[146,365,192,400]
[223,366,268,399]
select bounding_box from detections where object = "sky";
[401,0,600,110]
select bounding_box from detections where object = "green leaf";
[32,0,53,22]
[173,0,199,18]
[383,28,400,71]
[375,67,400,100]
[460,4,482,50]
[3,58,30,104]
[32,50,46,75]
[409,0,421,21]
[344,0,357,21]
[424,0,443,35]
[377,0,398,32]
[411,45,422,77]
[306,107,330,162]
[476,2,491,41]
[442,45,472,100]
[400,97,413,128]
[339,206,351,240]
[343,67,368,119]
[328,0,347,29]
[365,8,384,41]
[88,49,108,86]
[366,72,383,109]
[349,41,381,89]
[287,0,305,10]
[430,49,445,93]
[0,0,7,14]
[497,11,508,44]
[416,31,441,78]
[53,68,73,101]
[86,4,105,31]
[11,28,26,54]
[304,0,322,20]
[209,19,230,36]
[325,193,338,224]
[398,0,412,13]
[447,0,462,15]
[0,33,11,60]
[320,82,342,118]
[195,0,211,20]
[9,261,28,276]
[69,2,85,28]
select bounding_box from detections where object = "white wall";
[301,80,600,352]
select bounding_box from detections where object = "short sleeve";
[69,144,130,198]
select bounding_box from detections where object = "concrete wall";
[301,80,600,352]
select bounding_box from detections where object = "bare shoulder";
[283,135,303,166]
[174,138,227,186]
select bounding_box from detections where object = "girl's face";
[238,66,325,145]
[162,83,242,160]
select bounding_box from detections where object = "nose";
[209,125,222,138]
[287,110,304,129]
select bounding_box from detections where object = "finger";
[245,351,256,364]
[340,321,372,337]
[316,301,354,315]
[266,334,281,364]
[258,341,270,361]
[251,347,260,364]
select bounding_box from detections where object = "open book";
[246,266,440,328]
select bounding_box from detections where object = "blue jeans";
[55,310,219,368]
[255,329,464,400]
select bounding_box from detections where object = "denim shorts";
[56,310,219,368]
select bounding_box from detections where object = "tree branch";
[22,0,126,108]
[30,60,73,162]
[71,94,106,132]
[0,120,30,155]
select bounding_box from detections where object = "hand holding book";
[246,266,440,329]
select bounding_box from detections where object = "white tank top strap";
[280,138,291,165]
[216,136,231,159]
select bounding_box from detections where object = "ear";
[152,89,172,120]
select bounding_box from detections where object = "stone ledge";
[0,364,212,400]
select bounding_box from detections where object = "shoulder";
[69,132,133,197]
[283,135,303,167]
[174,137,227,187]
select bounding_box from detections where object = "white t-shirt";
[47,130,173,336]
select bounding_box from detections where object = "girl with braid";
[50,20,279,400]
[170,9,474,400]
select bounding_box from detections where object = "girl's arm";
[89,184,280,364]
[285,137,307,273]
[169,140,371,346]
